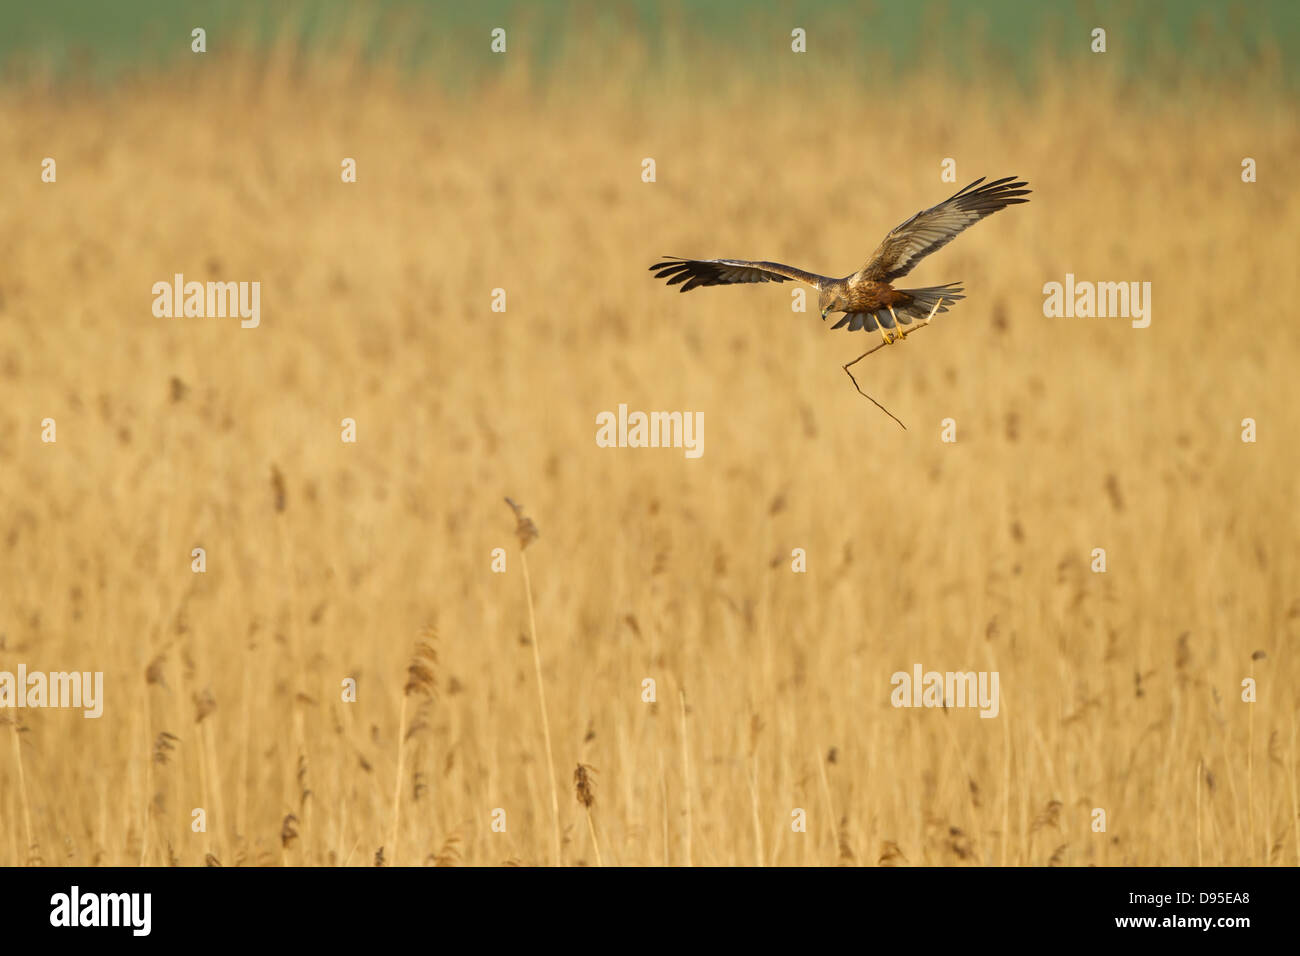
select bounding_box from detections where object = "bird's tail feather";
[891,282,964,325]
[829,282,966,333]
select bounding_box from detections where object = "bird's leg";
[877,324,896,346]
[887,307,905,343]
[898,297,944,340]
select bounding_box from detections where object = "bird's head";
[818,289,845,320]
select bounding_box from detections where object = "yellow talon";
[888,307,906,342]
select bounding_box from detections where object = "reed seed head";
[574,763,596,809]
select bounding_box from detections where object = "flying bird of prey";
[649,176,1030,347]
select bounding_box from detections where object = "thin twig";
[843,346,907,430]
[841,298,943,430]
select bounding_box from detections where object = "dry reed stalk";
[341,835,363,867]
[8,719,35,865]
[1290,712,1299,867]
[816,746,838,863]
[658,750,669,865]
[269,463,310,858]
[1248,650,1264,862]
[505,498,560,865]
[1217,731,1242,864]
[294,749,312,863]
[140,684,154,866]
[335,785,350,867]
[679,689,693,866]
[145,425,174,865]
[287,702,307,865]
[200,716,224,863]
[188,688,222,864]
[1196,757,1204,866]
[522,546,560,864]
[574,763,602,866]
[338,684,361,865]
[390,637,438,865]
[1000,715,1011,866]
[236,640,252,847]
[388,693,408,864]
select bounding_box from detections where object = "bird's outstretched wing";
[855,176,1031,283]
[649,257,825,293]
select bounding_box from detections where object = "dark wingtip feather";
[972,176,1030,197]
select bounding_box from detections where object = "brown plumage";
[649,176,1030,345]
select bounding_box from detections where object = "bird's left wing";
[649,257,825,293]
[855,176,1031,283]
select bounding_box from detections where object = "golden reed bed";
[0,26,1298,865]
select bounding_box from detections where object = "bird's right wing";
[649,257,825,293]
[855,176,1031,283]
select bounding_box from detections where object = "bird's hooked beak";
[820,307,829,320]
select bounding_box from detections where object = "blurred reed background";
[0,1,1297,865]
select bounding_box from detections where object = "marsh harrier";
[649,176,1030,346]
